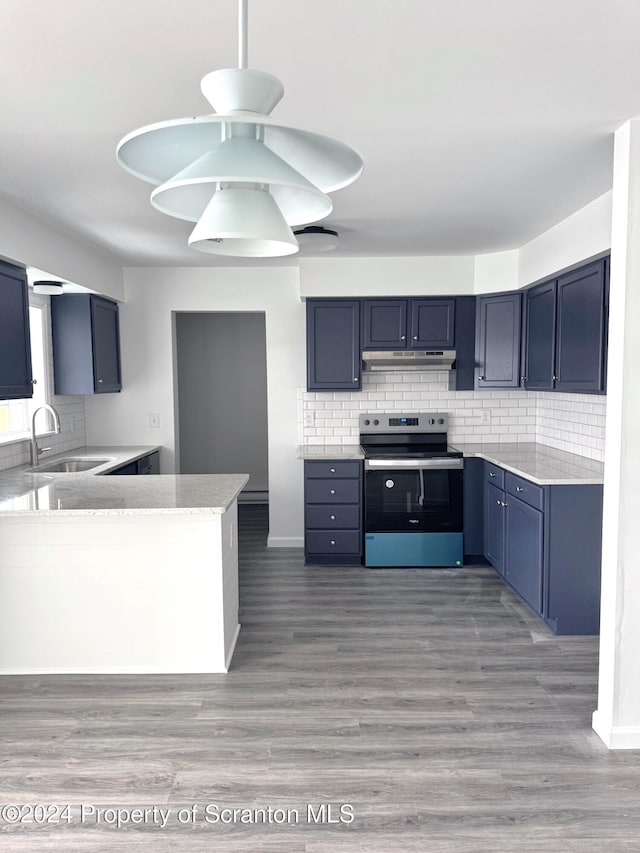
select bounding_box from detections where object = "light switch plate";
[149,413,160,428]
[481,410,491,424]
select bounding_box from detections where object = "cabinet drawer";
[305,460,361,479]
[505,472,544,511]
[306,479,361,504]
[306,530,361,555]
[306,504,360,530]
[484,462,505,490]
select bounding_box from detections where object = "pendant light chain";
[238,0,248,69]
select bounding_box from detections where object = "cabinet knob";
[489,472,496,478]
[330,540,336,546]
[330,489,336,495]
[353,377,358,382]
[516,487,524,492]
[479,375,485,381]
[330,515,336,520]
[400,335,406,340]
[553,375,558,381]
[31,378,37,385]
[521,376,526,382]
[502,501,508,508]
[496,499,501,505]
[98,378,104,384]
[330,467,336,473]
[413,335,418,341]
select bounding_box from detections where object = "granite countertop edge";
[0,447,250,516]
[297,442,604,485]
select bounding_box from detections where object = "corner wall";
[83,266,305,548]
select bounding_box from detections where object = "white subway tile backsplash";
[299,370,607,461]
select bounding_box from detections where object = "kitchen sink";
[30,457,112,473]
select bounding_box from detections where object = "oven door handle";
[364,458,464,470]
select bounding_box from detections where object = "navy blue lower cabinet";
[485,482,506,575]
[304,460,362,565]
[481,461,602,634]
[543,484,603,635]
[504,496,543,614]
[462,457,485,561]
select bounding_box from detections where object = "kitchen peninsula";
[0,447,248,675]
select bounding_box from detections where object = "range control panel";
[359,412,449,434]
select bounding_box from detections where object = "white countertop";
[297,444,364,460]
[0,446,249,516]
[297,442,604,485]
[449,442,604,485]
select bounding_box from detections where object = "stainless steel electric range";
[359,412,464,567]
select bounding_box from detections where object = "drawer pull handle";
[330,515,336,520]
[516,487,524,492]
[330,540,336,546]
[330,489,336,495]
[489,472,496,478]
[330,467,336,473]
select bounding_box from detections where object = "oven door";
[364,458,463,533]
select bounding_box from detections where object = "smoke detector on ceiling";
[294,226,339,252]
[33,281,65,295]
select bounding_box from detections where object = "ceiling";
[1,0,639,267]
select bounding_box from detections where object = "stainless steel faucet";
[30,404,61,467]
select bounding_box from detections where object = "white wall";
[518,191,612,287]
[84,267,305,547]
[299,256,475,298]
[473,250,519,294]
[0,197,124,302]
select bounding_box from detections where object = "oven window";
[365,468,463,532]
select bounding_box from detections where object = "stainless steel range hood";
[362,350,456,371]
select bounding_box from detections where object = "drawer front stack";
[304,460,363,565]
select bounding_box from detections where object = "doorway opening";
[174,312,268,505]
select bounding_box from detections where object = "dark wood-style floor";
[1,504,639,852]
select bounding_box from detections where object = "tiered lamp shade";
[188,187,298,256]
[116,66,363,257]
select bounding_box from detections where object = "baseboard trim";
[225,623,241,671]
[592,711,640,749]
[267,535,304,548]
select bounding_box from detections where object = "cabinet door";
[485,482,506,575]
[524,280,556,390]
[363,300,408,348]
[410,299,455,348]
[476,293,522,388]
[91,297,122,393]
[505,496,543,614]
[307,300,361,390]
[554,260,606,393]
[0,261,33,400]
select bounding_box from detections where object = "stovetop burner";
[359,411,460,460]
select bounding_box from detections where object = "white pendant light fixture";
[117,0,363,258]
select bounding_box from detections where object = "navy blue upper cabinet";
[554,260,607,393]
[51,294,122,395]
[363,298,455,349]
[524,279,556,390]
[523,257,608,394]
[363,299,408,348]
[475,292,522,389]
[307,300,361,391]
[0,260,33,400]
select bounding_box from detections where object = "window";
[0,303,50,444]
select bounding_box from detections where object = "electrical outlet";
[303,411,315,428]
[149,413,160,428]
[481,409,491,425]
